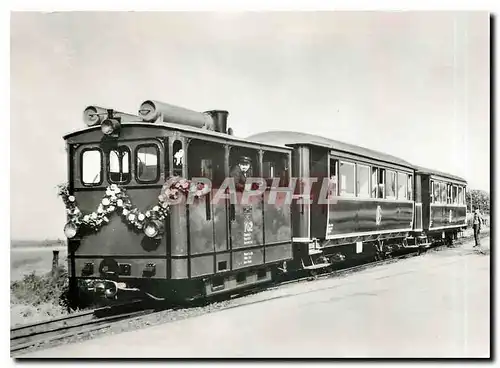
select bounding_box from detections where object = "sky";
[10,11,490,240]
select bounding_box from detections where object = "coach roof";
[414,165,467,184]
[247,130,415,169]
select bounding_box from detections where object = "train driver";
[229,156,252,192]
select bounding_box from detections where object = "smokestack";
[205,110,229,134]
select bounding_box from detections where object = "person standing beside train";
[472,208,483,247]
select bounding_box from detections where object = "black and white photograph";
[9,9,491,359]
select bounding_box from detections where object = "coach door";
[262,151,293,263]
[262,151,292,243]
[228,147,264,270]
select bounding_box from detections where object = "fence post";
[52,250,60,280]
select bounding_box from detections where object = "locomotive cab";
[63,102,294,305]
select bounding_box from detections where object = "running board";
[302,262,332,270]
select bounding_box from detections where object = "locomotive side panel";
[188,197,215,255]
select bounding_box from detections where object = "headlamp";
[64,222,78,239]
[144,220,163,238]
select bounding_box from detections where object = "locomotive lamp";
[101,118,121,136]
[83,106,107,127]
[64,222,78,239]
[84,105,141,127]
[144,219,164,238]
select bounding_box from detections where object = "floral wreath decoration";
[58,177,210,238]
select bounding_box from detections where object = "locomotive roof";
[247,130,415,169]
[414,165,467,184]
[64,122,292,152]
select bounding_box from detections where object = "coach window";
[440,182,447,205]
[371,167,377,198]
[436,182,442,203]
[371,167,384,199]
[339,161,355,196]
[397,172,407,200]
[430,181,434,203]
[452,185,457,204]
[81,149,102,185]
[371,167,385,199]
[434,182,439,203]
[415,175,422,203]
[108,147,130,184]
[407,174,413,201]
[385,170,396,199]
[458,186,464,205]
[356,164,370,198]
[329,159,338,196]
[136,145,159,183]
[263,151,289,187]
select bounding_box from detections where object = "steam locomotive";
[61,101,468,304]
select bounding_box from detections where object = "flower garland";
[159,176,211,202]
[58,184,169,232]
[58,177,210,234]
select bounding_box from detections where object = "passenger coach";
[413,166,467,244]
[248,131,416,270]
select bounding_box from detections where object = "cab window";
[81,149,102,185]
[136,145,159,183]
[172,140,184,177]
[188,140,225,188]
[108,147,130,184]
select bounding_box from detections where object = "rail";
[10,300,157,354]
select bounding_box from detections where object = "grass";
[10,265,73,327]
[10,240,77,327]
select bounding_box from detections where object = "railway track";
[12,231,486,356]
[10,300,157,354]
